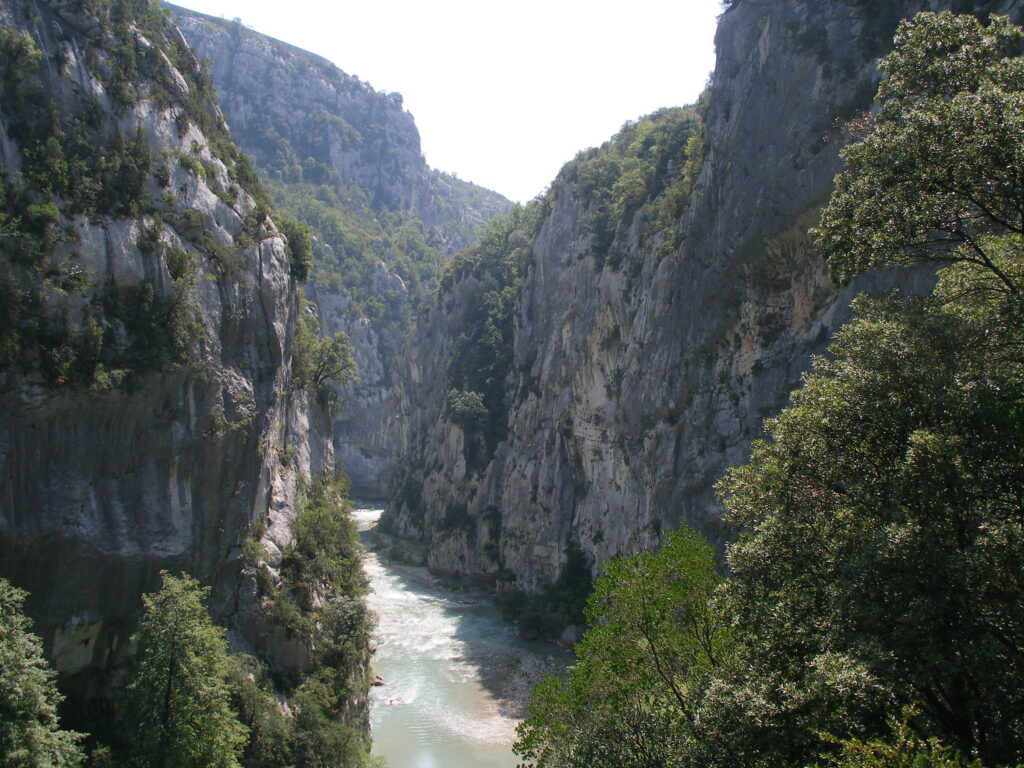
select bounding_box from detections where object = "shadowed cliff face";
[168,6,512,499]
[0,0,335,714]
[385,0,1024,594]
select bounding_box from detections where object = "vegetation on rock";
[0,0,279,390]
[516,11,1024,768]
[559,101,708,267]
[0,3,376,766]
[243,472,377,767]
[290,296,358,410]
[442,203,543,469]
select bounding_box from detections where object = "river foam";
[355,508,569,768]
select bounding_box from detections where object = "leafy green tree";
[291,298,357,409]
[514,528,728,768]
[715,286,1024,765]
[814,11,1024,296]
[0,578,84,768]
[817,714,984,768]
[444,388,488,428]
[279,215,313,281]
[124,572,247,768]
[709,13,1024,766]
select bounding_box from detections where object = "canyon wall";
[0,0,352,723]
[169,5,511,499]
[385,0,1024,594]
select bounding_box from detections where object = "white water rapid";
[354,508,570,768]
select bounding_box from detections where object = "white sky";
[169,0,722,202]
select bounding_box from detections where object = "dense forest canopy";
[515,11,1024,768]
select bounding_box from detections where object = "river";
[353,508,570,768]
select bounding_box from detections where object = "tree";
[814,12,1024,296]
[716,285,1024,765]
[514,528,729,768]
[124,572,247,768]
[279,216,313,282]
[817,714,984,768]
[0,578,84,768]
[291,298,357,409]
[709,12,1024,766]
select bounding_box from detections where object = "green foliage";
[559,103,707,266]
[0,266,201,389]
[704,13,1024,767]
[225,654,294,768]
[1,31,159,223]
[278,215,313,281]
[251,475,375,766]
[495,542,592,639]
[0,579,85,768]
[442,203,542,470]
[0,0,267,390]
[814,12,1024,294]
[0,28,42,91]
[514,528,727,768]
[263,176,446,323]
[290,298,358,409]
[444,388,488,427]
[123,572,247,768]
[289,671,372,768]
[278,478,368,625]
[231,473,376,767]
[712,281,1024,765]
[261,473,370,657]
[818,714,984,768]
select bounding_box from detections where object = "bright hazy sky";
[169,0,722,202]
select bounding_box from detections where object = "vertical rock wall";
[386,0,1024,592]
[0,0,336,714]
[168,6,512,498]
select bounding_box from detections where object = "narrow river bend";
[354,508,571,768]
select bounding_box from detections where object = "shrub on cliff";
[279,216,313,281]
[290,297,358,409]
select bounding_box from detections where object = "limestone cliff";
[167,5,511,499]
[0,0,358,730]
[385,0,1024,598]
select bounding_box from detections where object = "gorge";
[2,0,1024,766]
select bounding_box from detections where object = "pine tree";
[0,578,84,768]
[124,572,247,768]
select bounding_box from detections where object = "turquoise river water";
[354,508,570,768]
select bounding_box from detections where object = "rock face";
[385,0,1024,593]
[168,5,512,499]
[0,0,343,721]
[168,5,507,253]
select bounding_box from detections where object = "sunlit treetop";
[814,12,1024,296]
